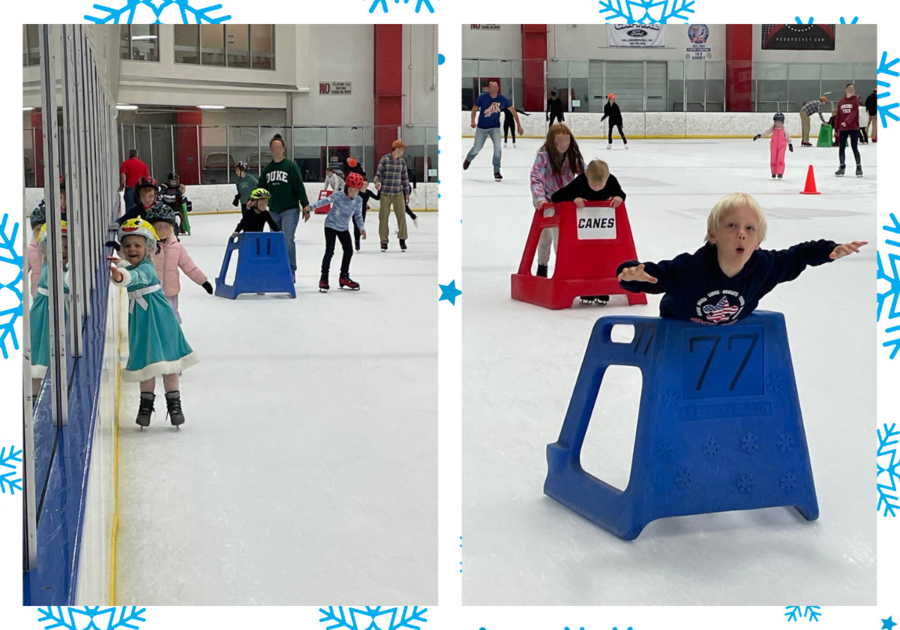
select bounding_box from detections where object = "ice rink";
[462,137,876,605]
[114,210,438,605]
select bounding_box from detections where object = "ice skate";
[802,141,813,147]
[165,391,185,428]
[136,392,155,429]
[536,264,548,278]
[835,165,846,177]
[413,218,419,229]
[607,144,612,150]
[624,144,629,150]
[777,174,783,179]
[319,274,330,292]
[381,242,388,252]
[856,165,863,177]
[772,174,777,178]
[400,239,407,252]
[580,295,610,306]
[494,171,503,182]
[463,159,471,170]
[339,274,360,291]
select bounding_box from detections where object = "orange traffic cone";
[800,165,821,195]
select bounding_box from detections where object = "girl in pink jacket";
[529,123,585,277]
[146,204,212,323]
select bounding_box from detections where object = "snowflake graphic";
[876,51,900,129]
[0,446,22,496]
[879,214,900,358]
[780,471,798,493]
[737,473,753,494]
[878,423,900,517]
[599,0,695,23]
[37,606,147,630]
[777,432,795,453]
[319,606,428,630]
[0,214,22,360]
[675,467,693,489]
[85,0,230,24]
[767,373,784,394]
[741,432,759,454]
[795,16,856,24]
[368,0,436,14]
[784,605,822,623]
[701,437,720,459]
[655,440,674,462]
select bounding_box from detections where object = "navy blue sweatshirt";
[551,173,626,203]
[617,240,837,325]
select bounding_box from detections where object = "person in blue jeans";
[464,80,524,182]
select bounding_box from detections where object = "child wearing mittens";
[146,203,212,324]
[753,112,794,179]
[110,218,198,429]
[30,221,69,396]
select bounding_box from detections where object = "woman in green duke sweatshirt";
[258,134,310,280]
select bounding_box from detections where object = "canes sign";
[576,206,617,240]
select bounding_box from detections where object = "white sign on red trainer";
[576,206,617,240]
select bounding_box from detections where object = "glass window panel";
[201,126,229,184]
[787,64,820,112]
[130,25,159,62]
[705,61,726,112]
[646,62,667,112]
[226,25,250,68]
[250,25,274,70]
[293,128,326,181]
[175,25,199,64]
[228,126,258,177]
[23,26,28,66]
[604,61,644,112]
[120,25,130,60]
[685,61,705,111]
[755,62,788,112]
[547,60,568,113]
[462,59,479,110]
[667,60,684,111]
[569,61,589,113]
[26,24,40,66]
[201,25,225,66]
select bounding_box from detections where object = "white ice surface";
[115,211,438,605]
[462,138,876,605]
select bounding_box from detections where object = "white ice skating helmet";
[118,218,159,255]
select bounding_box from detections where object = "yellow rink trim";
[461,134,755,140]
[189,208,438,217]
[110,287,125,605]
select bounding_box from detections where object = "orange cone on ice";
[800,165,821,195]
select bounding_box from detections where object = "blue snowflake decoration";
[85,0,230,24]
[785,606,822,622]
[878,214,900,358]
[37,607,147,630]
[877,51,900,128]
[599,0,695,23]
[319,606,428,630]
[0,214,22,360]
[0,446,22,496]
[368,0,436,14]
[878,423,900,517]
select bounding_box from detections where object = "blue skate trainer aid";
[215,232,296,299]
[544,312,819,540]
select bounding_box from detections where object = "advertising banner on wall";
[761,24,836,50]
[608,24,667,48]
[685,24,713,59]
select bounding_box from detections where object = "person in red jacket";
[119,149,151,210]
[835,83,863,178]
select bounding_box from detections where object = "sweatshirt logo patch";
[695,290,745,325]
[483,102,502,117]
[267,171,289,184]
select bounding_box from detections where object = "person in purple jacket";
[616,193,867,325]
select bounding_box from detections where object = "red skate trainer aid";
[315,189,334,214]
[511,201,647,309]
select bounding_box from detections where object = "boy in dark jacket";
[546,90,565,126]
[117,177,161,226]
[601,93,628,149]
[231,188,281,236]
[616,193,866,325]
[551,159,625,207]
[551,159,626,306]
[863,89,878,144]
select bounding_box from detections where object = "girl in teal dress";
[30,221,68,396]
[110,218,198,428]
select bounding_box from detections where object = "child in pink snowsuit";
[147,204,212,323]
[753,112,793,179]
